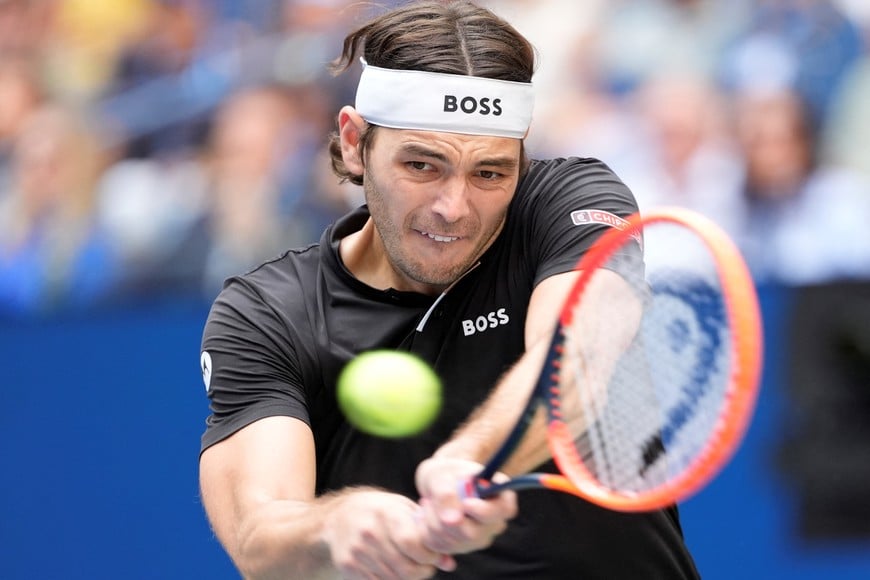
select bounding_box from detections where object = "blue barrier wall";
[1,288,869,579]
[1,301,236,579]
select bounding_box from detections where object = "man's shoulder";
[517,157,624,201]
[525,156,617,179]
[515,156,633,207]
[245,243,323,284]
[214,243,325,315]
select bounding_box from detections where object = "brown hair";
[328,0,536,185]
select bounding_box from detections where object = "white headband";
[354,59,534,139]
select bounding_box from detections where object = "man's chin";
[407,261,476,288]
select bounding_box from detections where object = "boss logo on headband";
[443,95,503,116]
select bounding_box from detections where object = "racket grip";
[459,479,480,499]
[460,478,500,499]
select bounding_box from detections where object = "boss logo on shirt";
[462,307,510,336]
[443,95,503,116]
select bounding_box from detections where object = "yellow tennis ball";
[337,350,442,438]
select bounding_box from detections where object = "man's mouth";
[420,231,460,243]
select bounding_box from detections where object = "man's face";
[363,127,522,293]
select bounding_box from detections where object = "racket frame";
[469,207,763,511]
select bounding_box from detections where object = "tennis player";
[198,1,700,578]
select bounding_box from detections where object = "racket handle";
[460,478,501,499]
[462,474,547,498]
[460,479,480,499]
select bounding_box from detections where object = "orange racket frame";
[469,207,763,512]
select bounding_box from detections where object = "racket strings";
[559,222,733,495]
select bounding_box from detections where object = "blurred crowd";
[0,0,869,317]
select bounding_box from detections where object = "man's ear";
[338,106,366,176]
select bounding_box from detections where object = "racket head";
[542,207,763,511]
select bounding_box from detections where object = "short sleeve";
[517,158,640,287]
[200,277,307,453]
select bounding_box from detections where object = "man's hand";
[322,489,456,580]
[415,457,518,555]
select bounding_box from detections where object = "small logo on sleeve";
[201,351,212,392]
[571,209,629,228]
[570,209,642,248]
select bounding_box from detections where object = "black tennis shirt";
[200,157,701,579]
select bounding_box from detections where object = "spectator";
[44,0,157,101]
[0,0,51,59]
[0,56,45,192]
[187,83,329,295]
[724,0,864,131]
[0,104,118,315]
[99,0,221,159]
[605,72,745,237]
[731,86,870,284]
[101,83,346,301]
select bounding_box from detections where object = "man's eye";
[407,161,431,171]
[479,170,503,180]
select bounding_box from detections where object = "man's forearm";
[232,493,347,580]
[228,486,446,580]
[433,270,643,478]
[434,336,552,476]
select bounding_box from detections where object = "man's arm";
[417,268,642,552]
[414,271,577,553]
[199,415,450,580]
[425,270,580,473]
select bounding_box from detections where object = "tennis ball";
[337,350,442,438]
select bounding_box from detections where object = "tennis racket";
[465,206,763,512]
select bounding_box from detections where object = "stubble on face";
[363,164,507,291]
